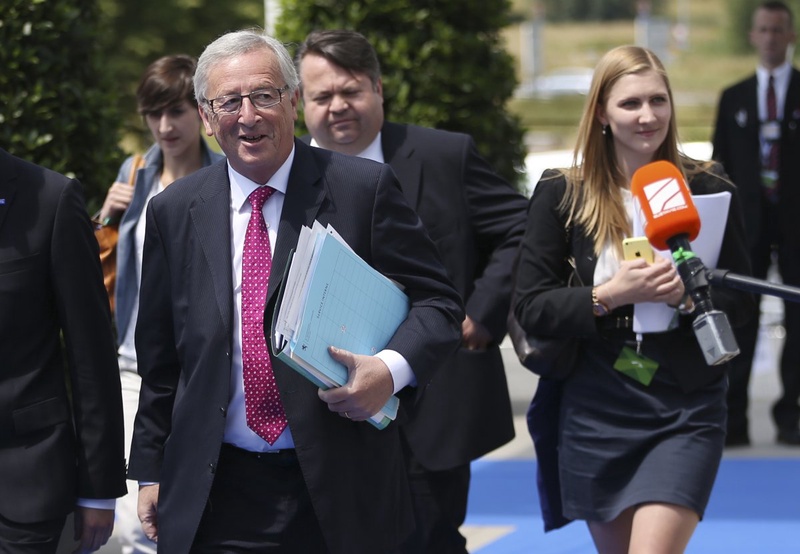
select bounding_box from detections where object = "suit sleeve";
[371,165,465,396]
[460,137,529,340]
[513,172,597,339]
[52,178,126,499]
[127,200,181,482]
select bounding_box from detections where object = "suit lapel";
[381,123,422,209]
[745,76,759,130]
[267,142,326,308]
[190,163,234,335]
[785,69,800,127]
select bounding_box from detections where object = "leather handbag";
[94,154,145,317]
[508,218,583,380]
[507,257,583,380]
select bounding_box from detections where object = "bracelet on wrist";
[592,286,611,317]
[670,294,696,315]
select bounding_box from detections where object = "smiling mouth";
[241,135,264,143]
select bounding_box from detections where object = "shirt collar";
[757,60,792,88]
[229,145,295,213]
[309,132,384,163]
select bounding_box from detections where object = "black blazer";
[712,68,800,251]
[379,122,529,469]
[302,122,529,468]
[514,166,755,393]
[127,140,464,554]
[0,149,126,523]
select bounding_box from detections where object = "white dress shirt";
[223,144,414,452]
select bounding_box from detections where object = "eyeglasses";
[207,85,289,115]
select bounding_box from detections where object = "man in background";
[0,148,127,553]
[296,29,529,553]
[712,0,800,446]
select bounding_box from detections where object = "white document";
[631,192,732,333]
[271,223,406,429]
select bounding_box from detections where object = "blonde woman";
[513,45,755,553]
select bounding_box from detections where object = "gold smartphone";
[622,236,655,263]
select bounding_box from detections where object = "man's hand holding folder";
[318,346,396,422]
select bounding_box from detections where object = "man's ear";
[199,105,214,137]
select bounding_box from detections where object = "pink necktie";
[242,186,287,444]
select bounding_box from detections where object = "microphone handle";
[662,234,741,365]
[706,269,800,303]
[667,235,713,309]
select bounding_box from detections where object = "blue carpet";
[466,458,800,553]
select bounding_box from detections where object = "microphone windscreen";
[631,160,700,250]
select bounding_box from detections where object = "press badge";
[613,345,658,386]
[762,120,781,141]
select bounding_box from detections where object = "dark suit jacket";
[127,139,464,554]
[0,149,126,523]
[303,123,529,470]
[380,122,528,469]
[712,68,800,251]
[514,166,755,394]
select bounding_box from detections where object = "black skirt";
[558,334,727,522]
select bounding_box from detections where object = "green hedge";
[276,0,527,186]
[0,0,123,213]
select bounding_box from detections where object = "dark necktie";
[242,186,287,444]
[762,75,780,203]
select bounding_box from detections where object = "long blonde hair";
[560,45,699,257]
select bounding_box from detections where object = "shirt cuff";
[76,498,116,510]
[375,349,416,394]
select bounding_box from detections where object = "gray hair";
[194,28,300,112]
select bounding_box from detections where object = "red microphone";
[631,160,739,366]
[631,160,700,251]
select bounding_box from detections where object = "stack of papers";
[271,222,408,429]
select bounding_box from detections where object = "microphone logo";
[641,176,690,219]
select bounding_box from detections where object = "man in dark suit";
[296,29,529,553]
[127,30,463,554]
[0,149,127,552]
[712,0,800,446]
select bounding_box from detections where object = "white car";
[517,67,594,99]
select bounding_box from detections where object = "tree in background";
[0,0,123,211]
[98,0,262,151]
[1,0,264,210]
[276,0,527,185]
[541,0,665,22]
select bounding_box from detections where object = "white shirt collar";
[757,60,792,89]
[228,146,295,212]
[309,132,384,163]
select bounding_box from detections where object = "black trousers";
[399,437,470,554]
[190,444,328,553]
[0,512,65,554]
